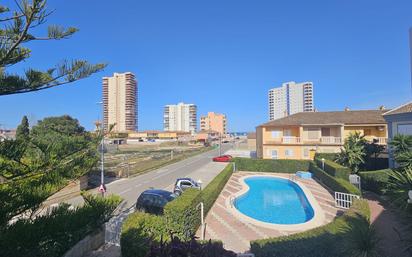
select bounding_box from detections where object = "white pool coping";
[226,173,326,232]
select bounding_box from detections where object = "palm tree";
[336,132,367,173]
[390,134,412,170]
[390,134,412,156]
[387,168,412,207]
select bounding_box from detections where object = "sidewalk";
[365,192,411,257]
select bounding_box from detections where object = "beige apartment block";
[164,102,197,133]
[103,72,138,133]
[256,109,388,160]
[200,112,227,135]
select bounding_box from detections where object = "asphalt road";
[66,143,233,209]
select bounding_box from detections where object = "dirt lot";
[88,142,212,185]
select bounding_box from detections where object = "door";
[309,149,316,160]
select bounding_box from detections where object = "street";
[66,143,233,209]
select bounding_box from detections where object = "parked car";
[173,178,201,195]
[135,189,176,214]
[212,155,233,162]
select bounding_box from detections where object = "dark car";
[135,189,176,214]
[213,155,233,162]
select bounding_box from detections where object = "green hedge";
[314,153,338,161]
[121,212,167,257]
[251,199,370,257]
[233,158,311,173]
[121,164,233,257]
[309,162,360,195]
[0,194,121,257]
[315,158,352,180]
[358,169,391,195]
[164,188,202,239]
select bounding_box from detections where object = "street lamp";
[97,102,106,197]
[321,158,325,170]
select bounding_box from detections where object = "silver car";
[173,178,201,195]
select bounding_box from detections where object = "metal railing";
[334,192,360,209]
[320,136,342,144]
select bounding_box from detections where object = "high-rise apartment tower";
[163,102,197,133]
[103,72,137,132]
[268,81,314,121]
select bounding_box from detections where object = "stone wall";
[63,227,105,257]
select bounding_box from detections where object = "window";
[271,130,281,138]
[284,129,292,137]
[303,148,309,158]
[364,129,372,136]
[270,150,278,159]
[285,149,294,157]
[307,128,319,140]
[321,128,331,137]
[398,124,412,136]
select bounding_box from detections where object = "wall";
[63,227,105,257]
[43,176,88,206]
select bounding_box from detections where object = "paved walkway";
[197,172,341,253]
[365,192,412,257]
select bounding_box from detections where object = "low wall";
[63,227,105,257]
[43,175,88,206]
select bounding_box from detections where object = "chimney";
[344,107,350,111]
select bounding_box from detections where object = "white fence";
[334,192,360,209]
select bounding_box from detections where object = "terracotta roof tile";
[258,110,387,127]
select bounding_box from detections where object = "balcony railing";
[282,136,301,144]
[365,137,388,145]
[320,136,342,144]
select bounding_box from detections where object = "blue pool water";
[234,176,314,224]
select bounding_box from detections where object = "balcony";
[365,137,388,145]
[320,136,342,144]
[265,136,301,144]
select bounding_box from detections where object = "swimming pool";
[234,176,315,224]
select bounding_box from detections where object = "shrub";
[233,158,311,173]
[0,194,121,257]
[164,188,202,240]
[314,153,338,161]
[121,212,167,257]
[310,162,360,195]
[250,199,370,257]
[148,236,236,257]
[358,169,390,195]
[201,163,233,214]
[315,158,352,180]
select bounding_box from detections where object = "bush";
[233,158,311,173]
[315,158,352,180]
[314,153,338,161]
[250,199,370,257]
[0,194,121,257]
[121,212,167,257]
[201,163,233,214]
[164,188,202,240]
[358,169,390,195]
[310,162,360,195]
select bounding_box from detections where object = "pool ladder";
[229,196,235,208]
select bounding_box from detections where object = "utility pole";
[97,102,106,197]
[219,132,222,156]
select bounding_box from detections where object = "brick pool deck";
[197,172,342,253]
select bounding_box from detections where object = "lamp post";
[97,102,106,197]
[321,158,325,170]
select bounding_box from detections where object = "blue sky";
[1,0,412,132]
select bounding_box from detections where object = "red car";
[213,155,233,162]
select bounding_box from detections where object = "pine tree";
[0,0,106,96]
[15,115,29,140]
